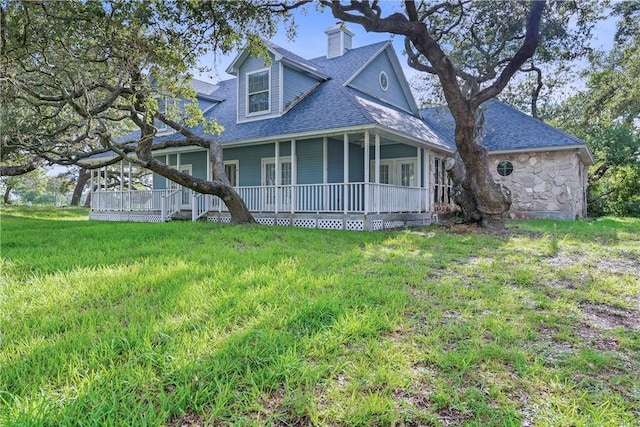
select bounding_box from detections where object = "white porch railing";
[91,189,170,212]
[206,183,423,214]
[91,183,426,220]
[160,190,181,221]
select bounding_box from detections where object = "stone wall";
[489,150,587,220]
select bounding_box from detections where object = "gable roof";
[421,99,594,164]
[157,41,451,151]
[343,42,419,115]
[226,41,329,81]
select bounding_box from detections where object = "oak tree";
[321,0,600,228]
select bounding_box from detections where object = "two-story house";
[87,24,593,229]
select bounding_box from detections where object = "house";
[86,24,593,229]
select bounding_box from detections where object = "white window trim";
[246,68,271,117]
[261,156,292,186]
[369,157,417,186]
[223,160,239,186]
[379,71,389,92]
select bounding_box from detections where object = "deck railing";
[91,189,169,212]
[92,183,427,217]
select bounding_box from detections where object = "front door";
[262,158,291,211]
[168,164,192,209]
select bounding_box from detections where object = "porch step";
[170,210,193,221]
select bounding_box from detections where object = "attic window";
[379,71,389,91]
[497,160,514,177]
[247,69,270,114]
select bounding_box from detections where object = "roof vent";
[325,22,354,59]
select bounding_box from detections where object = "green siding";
[296,139,323,184]
[378,144,417,159]
[327,138,344,183]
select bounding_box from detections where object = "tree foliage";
[547,3,640,217]
[1,0,301,222]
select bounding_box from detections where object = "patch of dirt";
[438,406,473,426]
[575,323,619,351]
[545,256,578,269]
[167,413,206,427]
[596,258,640,278]
[581,303,640,331]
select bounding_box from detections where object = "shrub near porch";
[1,206,639,425]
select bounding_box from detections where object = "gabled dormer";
[226,42,329,123]
[343,42,420,116]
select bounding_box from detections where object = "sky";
[195,3,619,89]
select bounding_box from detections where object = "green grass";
[1,206,639,426]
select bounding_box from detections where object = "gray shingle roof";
[175,41,450,150]
[421,99,588,152]
[115,42,589,163]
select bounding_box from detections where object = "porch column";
[120,160,124,211]
[363,131,370,214]
[275,141,280,214]
[128,162,132,211]
[291,139,296,214]
[90,169,94,210]
[343,133,349,215]
[424,149,431,212]
[417,147,422,212]
[375,134,381,214]
[323,137,328,212]
[165,154,170,191]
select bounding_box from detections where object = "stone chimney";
[325,23,354,59]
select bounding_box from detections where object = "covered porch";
[89,129,455,229]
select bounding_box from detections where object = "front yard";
[1,206,638,425]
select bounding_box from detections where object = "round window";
[379,71,389,91]
[497,160,514,177]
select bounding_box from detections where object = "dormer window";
[247,69,270,115]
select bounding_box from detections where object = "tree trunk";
[447,109,511,229]
[3,183,14,204]
[84,188,92,208]
[134,138,256,224]
[71,168,90,206]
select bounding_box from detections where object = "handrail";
[161,190,181,221]
[191,193,212,221]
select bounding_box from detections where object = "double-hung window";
[247,69,270,115]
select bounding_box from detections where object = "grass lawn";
[1,206,639,426]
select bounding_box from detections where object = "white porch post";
[424,149,431,212]
[165,154,169,192]
[120,160,124,211]
[275,141,280,214]
[323,137,328,211]
[89,169,94,210]
[375,134,381,214]
[363,131,370,214]
[417,147,422,212]
[343,133,349,214]
[291,139,296,214]
[128,162,132,211]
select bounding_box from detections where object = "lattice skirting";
[90,211,434,231]
[317,219,343,230]
[90,212,164,222]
